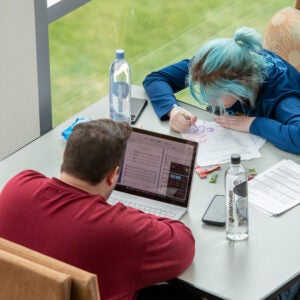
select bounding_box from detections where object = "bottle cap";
[231,153,241,164]
[115,49,125,59]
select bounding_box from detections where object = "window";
[48,0,294,126]
[47,0,90,23]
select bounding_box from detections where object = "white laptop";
[108,127,198,220]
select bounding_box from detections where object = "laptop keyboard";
[108,196,177,219]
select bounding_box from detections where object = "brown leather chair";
[264,0,300,71]
[0,238,101,300]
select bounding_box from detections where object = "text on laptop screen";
[116,128,198,207]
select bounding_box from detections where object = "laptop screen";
[115,127,198,207]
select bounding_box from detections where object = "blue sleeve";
[143,59,191,120]
[250,96,300,154]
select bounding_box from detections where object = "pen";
[173,104,190,120]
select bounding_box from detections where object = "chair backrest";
[0,238,101,300]
[0,249,71,300]
[263,0,300,71]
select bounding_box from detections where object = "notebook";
[108,127,198,220]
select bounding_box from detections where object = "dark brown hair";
[61,119,132,185]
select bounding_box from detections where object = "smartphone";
[202,194,226,226]
[131,97,148,124]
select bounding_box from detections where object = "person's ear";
[107,166,120,186]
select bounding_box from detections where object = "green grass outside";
[49,0,294,126]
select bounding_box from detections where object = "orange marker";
[195,164,221,179]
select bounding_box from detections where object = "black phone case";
[131,98,148,124]
[202,194,226,227]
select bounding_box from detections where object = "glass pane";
[48,0,294,127]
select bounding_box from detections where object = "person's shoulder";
[10,170,47,183]
[261,49,295,73]
[19,169,45,177]
[261,49,300,85]
[1,170,47,192]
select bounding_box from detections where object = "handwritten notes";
[181,120,265,166]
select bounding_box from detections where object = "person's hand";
[169,106,197,132]
[214,115,256,132]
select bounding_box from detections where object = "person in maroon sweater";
[0,119,196,300]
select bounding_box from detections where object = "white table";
[1,85,300,300]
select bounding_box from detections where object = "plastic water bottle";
[225,153,249,241]
[109,49,131,123]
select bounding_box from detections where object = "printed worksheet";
[181,120,265,166]
[248,159,300,216]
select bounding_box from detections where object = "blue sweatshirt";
[143,50,300,154]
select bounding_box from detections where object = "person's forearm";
[143,59,191,120]
[250,117,300,154]
[137,218,195,287]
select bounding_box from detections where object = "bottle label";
[112,82,129,98]
[233,181,247,197]
[228,190,234,224]
[226,179,249,240]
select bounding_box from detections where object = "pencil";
[173,104,190,120]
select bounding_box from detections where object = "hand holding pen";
[169,104,197,133]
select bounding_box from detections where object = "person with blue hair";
[143,26,300,154]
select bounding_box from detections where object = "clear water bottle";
[109,49,131,123]
[225,153,249,241]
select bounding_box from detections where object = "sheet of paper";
[181,120,264,166]
[248,159,300,216]
[248,133,266,149]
